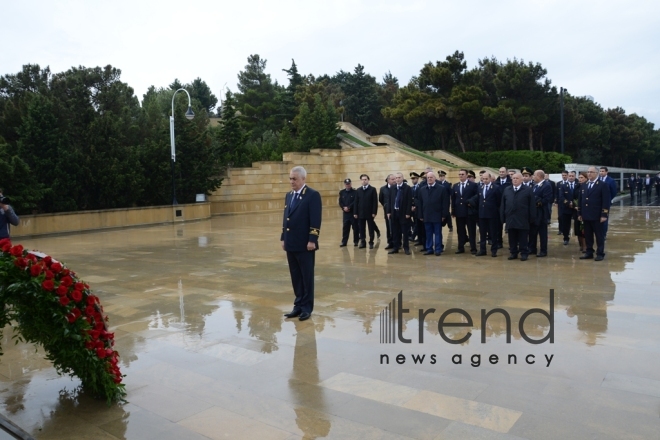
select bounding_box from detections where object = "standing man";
[418,172,450,256]
[500,173,535,261]
[354,174,379,249]
[599,166,617,240]
[437,170,453,233]
[451,169,479,254]
[636,174,643,198]
[557,171,579,245]
[644,174,653,199]
[529,170,553,257]
[627,174,637,195]
[409,172,420,243]
[470,172,501,257]
[282,166,322,321]
[496,167,512,188]
[379,175,395,249]
[521,168,534,187]
[0,191,20,239]
[387,172,413,255]
[544,172,556,226]
[578,166,611,261]
[556,170,569,236]
[338,178,358,247]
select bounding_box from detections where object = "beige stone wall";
[13,203,211,238]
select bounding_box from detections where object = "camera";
[0,196,10,205]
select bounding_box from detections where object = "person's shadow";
[288,321,331,439]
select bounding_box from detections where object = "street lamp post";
[169,88,195,205]
[560,87,566,155]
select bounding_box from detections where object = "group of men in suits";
[628,173,660,199]
[338,165,613,262]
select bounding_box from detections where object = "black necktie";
[395,185,401,209]
[290,192,298,210]
[460,183,464,195]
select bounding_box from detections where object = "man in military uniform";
[578,166,611,261]
[387,172,413,255]
[470,172,501,257]
[521,167,534,187]
[338,178,359,247]
[380,174,395,249]
[557,171,579,245]
[451,169,478,254]
[556,170,569,235]
[529,170,553,257]
[282,166,322,321]
[500,172,535,261]
[354,174,379,249]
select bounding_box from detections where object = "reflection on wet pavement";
[1,200,659,439]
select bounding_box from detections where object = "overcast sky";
[2,0,659,126]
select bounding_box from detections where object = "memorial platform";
[0,196,659,439]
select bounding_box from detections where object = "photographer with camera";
[0,189,20,239]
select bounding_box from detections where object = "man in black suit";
[557,171,579,245]
[627,175,637,195]
[495,167,512,189]
[418,171,450,255]
[578,166,611,261]
[451,169,479,254]
[282,166,322,321]
[437,170,453,233]
[500,172,535,261]
[387,172,413,255]
[644,174,653,199]
[379,174,395,249]
[354,174,379,249]
[635,174,643,198]
[338,178,358,247]
[529,170,553,257]
[556,170,569,236]
[470,172,501,257]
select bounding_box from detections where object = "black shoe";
[475,251,487,256]
[339,243,347,247]
[508,254,518,260]
[388,249,399,254]
[491,252,497,257]
[358,243,366,249]
[470,249,478,255]
[536,252,547,257]
[448,228,453,232]
[298,312,311,321]
[423,250,434,255]
[594,255,604,261]
[369,243,374,249]
[563,240,569,245]
[377,232,381,239]
[354,242,359,247]
[385,245,394,250]
[579,254,593,260]
[520,255,528,261]
[284,309,301,318]
[455,249,465,254]
[529,249,538,255]
[435,252,442,256]
[420,247,427,252]
[404,249,411,255]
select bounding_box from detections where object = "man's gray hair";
[291,166,307,178]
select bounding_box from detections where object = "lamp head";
[185,106,195,120]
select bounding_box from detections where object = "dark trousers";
[561,213,574,240]
[445,215,453,230]
[529,221,548,253]
[646,187,653,198]
[417,217,426,246]
[286,250,315,314]
[391,215,410,251]
[558,208,564,232]
[478,218,498,253]
[495,218,504,248]
[584,219,605,256]
[383,211,393,245]
[424,222,443,253]
[342,213,359,244]
[456,216,477,251]
[637,187,642,197]
[507,228,529,256]
[358,217,377,244]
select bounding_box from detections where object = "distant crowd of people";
[627,173,660,199]
[338,166,620,261]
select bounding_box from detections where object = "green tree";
[214,90,249,167]
[235,54,281,139]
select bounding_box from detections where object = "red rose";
[95,340,104,349]
[30,264,43,277]
[51,262,63,273]
[96,348,107,359]
[89,329,101,340]
[105,348,114,356]
[105,332,115,340]
[43,256,52,266]
[85,305,94,315]
[60,276,73,287]
[113,377,122,384]
[14,258,28,269]
[42,279,55,291]
[66,314,76,323]
[74,282,84,291]
[45,270,54,279]
[95,321,104,331]
[9,245,23,257]
[56,285,68,296]
[1,243,11,253]
[86,295,98,305]
[61,269,70,276]
[85,341,95,350]
[71,308,81,318]
[0,238,11,248]
[70,290,83,302]
[59,296,70,306]
[26,253,37,263]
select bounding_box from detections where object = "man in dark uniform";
[496,167,512,188]
[500,172,535,261]
[529,170,553,257]
[644,174,653,199]
[578,166,611,261]
[451,169,479,254]
[437,170,453,233]
[418,171,450,255]
[627,174,637,195]
[521,167,534,187]
[379,174,395,249]
[470,172,501,257]
[387,172,413,255]
[599,166,617,240]
[354,174,379,249]
[282,166,322,321]
[635,174,643,198]
[409,172,420,243]
[415,172,428,249]
[338,178,359,247]
[557,171,579,245]
[556,170,569,235]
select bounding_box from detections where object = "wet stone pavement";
[1,197,660,439]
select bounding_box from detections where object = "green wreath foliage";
[0,238,125,404]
